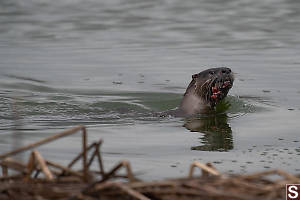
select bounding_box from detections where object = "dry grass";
[0,126,299,200]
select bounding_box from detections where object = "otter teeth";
[211,86,221,99]
[212,86,218,93]
[222,81,231,88]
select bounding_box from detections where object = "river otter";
[166,67,234,117]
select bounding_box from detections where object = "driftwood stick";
[274,169,300,182]
[33,170,41,178]
[1,165,8,176]
[206,187,256,200]
[130,180,176,189]
[82,127,88,182]
[0,126,85,159]
[86,140,103,171]
[114,182,151,200]
[123,161,136,182]
[26,151,35,180]
[189,161,220,178]
[68,142,99,168]
[100,162,124,183]
[132,188,204,196]
[46,160,83,178]
[101,161,136,183]
[242,169,300,182]
[229,178,271,192]
[93,182,151,200]
[242,169,281,179]
[32,150,54,181]
[264,179,295,190]
[83,161,137,194]
[0,174,24,181]
[0,157,27,174]
[87,147,98,169]
[95,141,105,175]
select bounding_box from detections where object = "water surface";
[1,0,300,180]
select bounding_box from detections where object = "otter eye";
[209,71,215,75]
[192,74,199,79]
[222,68,231,74]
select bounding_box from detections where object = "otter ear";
[192,74,199,79]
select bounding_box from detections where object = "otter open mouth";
[209,79,232,106]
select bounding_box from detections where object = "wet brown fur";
[179,67,234,116]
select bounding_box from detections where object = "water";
[1,0,300,180]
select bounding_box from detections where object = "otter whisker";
[200,79,212,89]
[194,78,211,96]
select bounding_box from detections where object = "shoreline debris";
[1,126,299,200]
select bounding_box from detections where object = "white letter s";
[288,186,299,199]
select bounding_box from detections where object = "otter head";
[180,67,234,115]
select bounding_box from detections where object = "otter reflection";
[184,114,233,151]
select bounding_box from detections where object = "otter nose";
[221,68,231,74]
